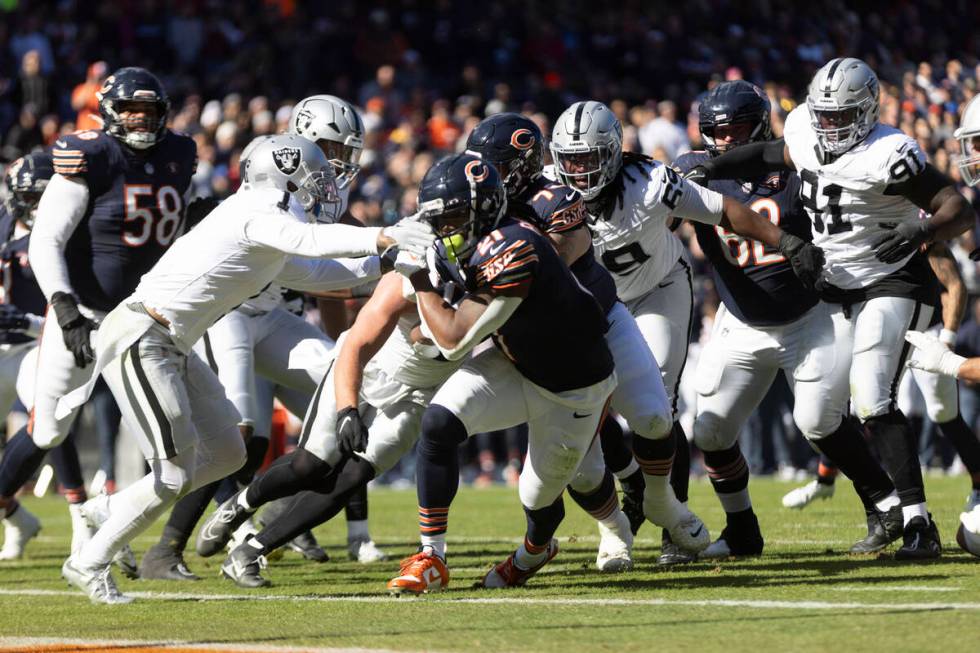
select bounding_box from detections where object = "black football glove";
[0,304,30,332]
[185,196,220,231]
[869,221,930,263]
[50,292,96,368]
[683,165,711,188]
[777,233,824,291]
[336,406,369,457]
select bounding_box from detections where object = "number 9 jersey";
[782,104,926,290]
[51,129,197,311]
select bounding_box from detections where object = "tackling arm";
[693,138,794,182]
[894,165,976,242]
[927,242,967,335]
[27,174,89,300]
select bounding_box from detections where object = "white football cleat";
[596,511,633,572]
[80,492,139,579]
[0,505,41,560]
[62,557,133,605]
[781,480,835,510]
[349,538,389,563]
[68,503,95,555]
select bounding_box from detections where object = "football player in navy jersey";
[386,153,618,594]
[465,113,700,572]
[674,81,901,557]
[0,68,200,575]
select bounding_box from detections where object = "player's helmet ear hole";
[286,181,298,192]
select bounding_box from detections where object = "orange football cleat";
[481,539,559,588]
[386,550,450,595]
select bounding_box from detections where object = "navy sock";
[416,405,467,536]
[0,427,47,498]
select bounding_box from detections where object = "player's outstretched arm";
[334,273,415,411]
[405,270,523,361]
[686,138,794,184]
[905,330,977,381]
[927,242,967,338]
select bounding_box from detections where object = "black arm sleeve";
[883,163,950,207]
[703,138,791,180]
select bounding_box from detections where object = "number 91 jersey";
[52,129,196,311]
[782,105,926,290]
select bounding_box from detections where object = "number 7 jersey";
[52,129,197,311]
[782,105,926,290]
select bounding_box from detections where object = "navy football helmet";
[465,113,543,197]
[698,81,772,156]
[4,152,54,228]
[417,153,507,265]
[97,67,170,150]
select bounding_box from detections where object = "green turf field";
[1,476,978,652]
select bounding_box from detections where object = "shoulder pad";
[52,130,110,178]
[469,222,541,290]
[526,182,586,234]
[875,131,927,186]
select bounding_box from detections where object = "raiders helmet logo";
[273,147,301,175]
[294,109,315,134]
[464,159,489,182]
[510,129,535,150]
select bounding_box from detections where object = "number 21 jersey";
[52,129,197,311]
[782,105,926,290]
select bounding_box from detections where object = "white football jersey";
[361,312,463,408]
[238,186,352,315]
[783,105,927,289]
[547,160,724,302]
[132,186,381,352]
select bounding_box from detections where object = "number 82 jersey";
[782,105,926,290]
[52,129,196,311]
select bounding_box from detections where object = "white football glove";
[905,330,966,378]
[383,217,435,257]
[394,249,427,278]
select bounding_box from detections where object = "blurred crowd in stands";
[3,0,980,485]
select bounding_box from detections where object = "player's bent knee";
[289,448,331,481]
[693,412,736,452]
[421,405,468,448]
[927,402,958,425]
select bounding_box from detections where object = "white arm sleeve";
[275,256,382,293]
[244,214,381,258]
[419,294,523,361]
[672,177,725,225]
[28,174,90,299]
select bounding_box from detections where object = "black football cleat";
[619,470,646,536]
[221,544,271,588]
[895,514,941,561]
[850,505,903,554]
[196,493,253,558]
[139,543,200,581]
[657,529,696,565]
[699,510,764,559]
[287,530,329,563]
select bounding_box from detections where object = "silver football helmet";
[288,95,364,190]
[806,57,880,156]
[240,134,341,223]
[954,95,980,187]
[550,101,623,200]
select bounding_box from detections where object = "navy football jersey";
[514,176,619,315]
[465,215,613,392]
[0,207,47,344]
[674,150,817,326]
[51,129,197,312]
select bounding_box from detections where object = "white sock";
[598,507,626,532]
[874,492,900,513]
[75,473,172,569]
[718,489,752,514]
[643,473,680,517]
[347,519,370,541]
[902,502,929,525]
[237,492,253,511]
[514,540,548,570]
[614,459,640,480]
[420,535,446,560]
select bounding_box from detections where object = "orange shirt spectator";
[71,61,107,132]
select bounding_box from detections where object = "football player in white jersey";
[141,97,384,580]
[203,272,463,587]
[549,100,825,562]
[692,57,976,559]
[56,134,433,603]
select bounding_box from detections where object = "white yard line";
[0,588,977,611]
[0,637,398,652]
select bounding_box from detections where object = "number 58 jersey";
[782,105,926,290]
[52,129,196,311]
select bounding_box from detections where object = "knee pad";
[693,411,736,452]
[155,456,193,501]
[290,448,332,481]
[421,405,468,448]
[568,454,605,494]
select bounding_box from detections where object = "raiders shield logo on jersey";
[273,147,301,174]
